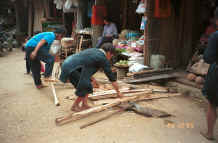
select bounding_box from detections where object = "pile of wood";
[55,82,181,127]
[124,68,177,84]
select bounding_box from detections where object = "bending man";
[25,29,65,89]
[59,43,123,112]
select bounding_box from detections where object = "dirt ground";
[0,49,217,143]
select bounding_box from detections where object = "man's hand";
[117,92,124,98]
[30,51,37,60]
[30,39,47,60]
[92,80,100,88]
[91,77,100,88]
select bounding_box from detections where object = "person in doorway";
[96,17,118,48]
[24,29,65,89]
[59,43,123,112]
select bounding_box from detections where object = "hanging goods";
[91,5,107,25]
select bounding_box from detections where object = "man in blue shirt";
[59,43,123,112]
[25,29,65,89]
[96,17,118,48]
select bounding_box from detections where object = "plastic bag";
[64,0,73,10]
[136,2,146,14]
[49,40,61,56]
[190,59,209,75]
[129,63,148,73]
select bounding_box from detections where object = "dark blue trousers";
[96,36,113,48]
[25,47,54,86]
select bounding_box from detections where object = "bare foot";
[200,131,215,141]
[81,105,91,111]
[36,84,47,89]
[71,106,81,112]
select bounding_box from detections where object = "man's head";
[54,28,65,40]
[100,43,116,60]
[103,17,111,25]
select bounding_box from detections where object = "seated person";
[96,17,118,48]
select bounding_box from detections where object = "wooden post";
[144,0,151,66]
[91,0,104,47]
[28,0,33,37]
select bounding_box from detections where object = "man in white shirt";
[96,17,118,48]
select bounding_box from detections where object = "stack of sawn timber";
[55,83,181,126]
[124,68,178,84]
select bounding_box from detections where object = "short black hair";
[54,28,65,35]
[100,43,116,54]
[34,31,41,35]
[103,16,111,22]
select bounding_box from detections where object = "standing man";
[59,43,123,112]
[25,29,65,89]
[200,9,218,141]
[201,31,218,141]
[96,17,118,48]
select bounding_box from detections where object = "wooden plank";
[94,93,182,105]
[55,96,138,126]
[175,78,203,89]
[143,84,169,93]
[133,69,175,79]
[92,88,130,96]
[50,83,60,106]
[127,68,173,77]
[89,88,152,100]
[124,74,177,84]
[133,93,181,103]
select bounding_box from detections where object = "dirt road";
[0,49,217,143]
